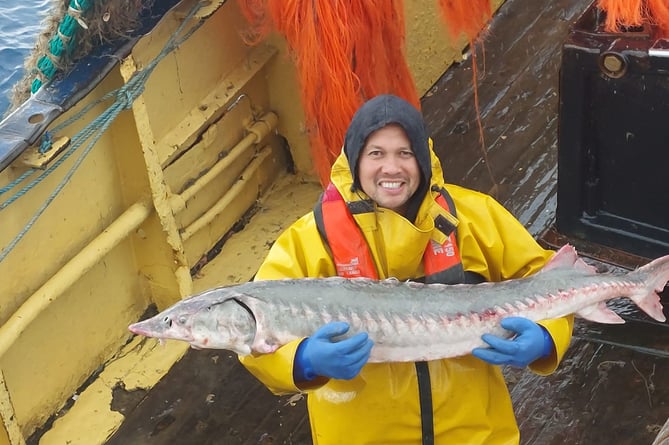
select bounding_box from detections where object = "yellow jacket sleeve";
[238,339,303,395]
[447,184,552,281]
[533,316,574,375]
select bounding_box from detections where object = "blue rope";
[0,98,112,210]
[39,131,53,154]
[0,169,36,196]
[0,86,119,202]
[0,2,204,264]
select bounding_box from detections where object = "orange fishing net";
[238,0,420,186]
[236,0,669,187]
[437,0,492,43]
[598,0,669,35]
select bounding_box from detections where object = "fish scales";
[128,245,669,363]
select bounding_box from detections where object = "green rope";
[0,2,205,264]
[31,0,95,94]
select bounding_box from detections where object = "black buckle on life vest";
[347,199,375,214]
[434,214,456,236]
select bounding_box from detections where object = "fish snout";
[127,321,146,335]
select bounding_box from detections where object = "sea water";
[0,0,52,115]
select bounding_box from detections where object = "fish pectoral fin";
[251,338,280,354]
[576,302,625,324]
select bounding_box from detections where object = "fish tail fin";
[628,254,669,322]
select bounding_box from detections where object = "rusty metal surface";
[103,0,669,443]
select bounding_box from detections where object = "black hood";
[343,94,432,221]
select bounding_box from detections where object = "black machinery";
[557,3,669,260]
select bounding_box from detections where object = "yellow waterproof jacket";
[240,150,573,444]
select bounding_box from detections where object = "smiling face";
[357,124,421,216]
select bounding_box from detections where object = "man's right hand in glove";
[293,321,374,382]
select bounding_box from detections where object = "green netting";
[31,0,95,94]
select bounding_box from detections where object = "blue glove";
[293,321,374,382]
[471,317,554,368]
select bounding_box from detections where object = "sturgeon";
[128,245,668,362]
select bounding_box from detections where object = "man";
[240,94,573,444]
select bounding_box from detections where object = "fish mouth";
[128,321,196,342]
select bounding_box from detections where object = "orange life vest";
[314,183,466,284]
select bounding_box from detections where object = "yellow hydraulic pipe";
[180,147,271,241]
[0,198,153,359]
[169,112,278,213]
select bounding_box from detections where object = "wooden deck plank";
[105,349,310,445]
[422,0,592,234]
[508,319,669,444]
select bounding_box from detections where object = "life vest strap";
[318,184,378,279]
[314,183,465,283]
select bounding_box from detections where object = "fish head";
[188,297,256,355]
[128,294,257,356]
[128,299,207,345]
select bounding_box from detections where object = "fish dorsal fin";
[541,244,597,274]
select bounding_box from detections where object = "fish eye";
[177,316,187,325]
[162,316,172,328]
